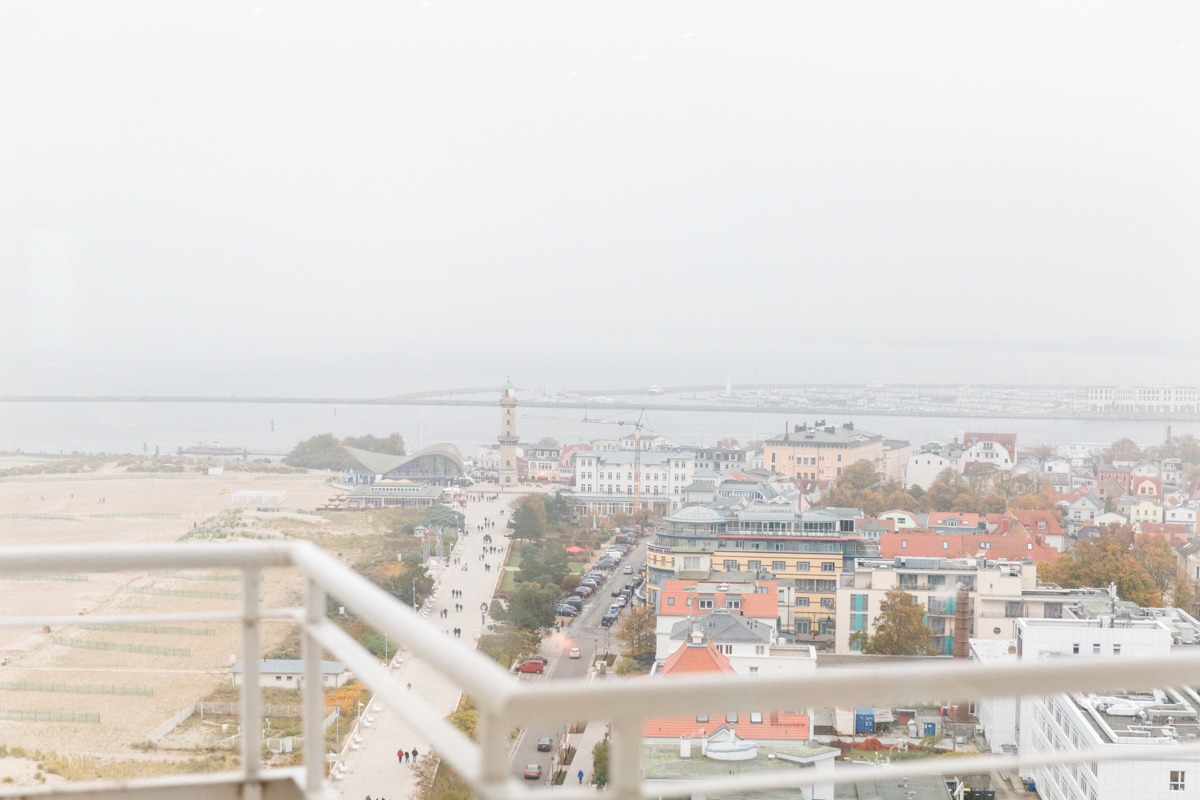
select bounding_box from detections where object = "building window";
[750,711,763,722]
[667,597,674,606]
[1171,771,1185,791]
[726,712,738,723]
[773,561,786,571]
[795,597,810,607]
[1005,601,1022,618]
[796,562,810,571]
[1093,644,1101,655]
[1113,644,1121,655]
[1073,643,1080,654]
[755,645,765,655]
[748,560,761,571]
[821,562,836,572]
[901,540,907,549]
[821,598,835,610]
[699,599,713,610]
[697,713,708,723]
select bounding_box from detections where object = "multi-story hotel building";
[762,422,883,480]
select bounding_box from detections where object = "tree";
[283,433,355,470]
[511,494,547,529]
[1105,438,1143,463]
[919,469,978,514]
[505,581,559,632]
[836,460,879,492]
[1138,534,1179,598]
[508,503,546,543]
[423,505,463,531]
[614,605,657,666]
[1173,573,1197,615]
[542,490,577,531]
[1031,445,1053,461]
[343,433,405,456]
[849,587,936,655]
[384,559,435,608]
[591,740,609,786]
[716,437,740,448]
[535,436,560,448]
[1038,526,1161,607]
[516,542,569,587]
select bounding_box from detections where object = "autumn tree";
[919,469,978,514]
[1105,438,1143,463]
[849,587,936,655]
[1137,534,1179,599]
[716,437,740,448]
[1038,526,1161,607]
[823,460,885,515]
[1174,573,1198,616]
[614,605,657,666]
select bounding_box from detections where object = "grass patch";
[499,571,518,594]
[39,752,240,781]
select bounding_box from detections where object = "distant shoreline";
[1,396,1198,422]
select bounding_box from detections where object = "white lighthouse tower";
[498,378,518,487]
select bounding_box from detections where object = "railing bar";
[241,569,262,797]
[641,736,1200,798]
[0,608,300,629]
[302,578,325,798]
[307,619,482,782]
[608,719,641,800]
[499,648,1200,724]
[291,542,515,705]
[0,542,295,573]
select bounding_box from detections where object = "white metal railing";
[6,541,1200,799]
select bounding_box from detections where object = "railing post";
[303,577,326,797]
[476,709,509,800]
[241,568,262,800]
[608,719,642,800]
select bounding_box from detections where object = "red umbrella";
[565,546,584,553]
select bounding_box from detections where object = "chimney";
[953,586,970,660]
[843,422,853,430]
[680,737,692,758]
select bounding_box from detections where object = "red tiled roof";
[644,714,810,740]
[1136,525,1191,545]
[661,640,737,676]
[880,532,1054,562]
[1008,510,1064,536]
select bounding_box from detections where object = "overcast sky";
[1,2,1197,396]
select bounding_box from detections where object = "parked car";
[537,737,552,752]
[524,764,541,780]
[561,597,583,609]
[556,606,578,617]
[594,560,616,570]
[601,614,618,627]
[581,579,600,588]
[569,647,582,659]
[517,660,545,674]
[611,586,623,596]
[574,586,593,598]
[623,565,633,574]
[525,656,548,666]
[583,573,605,582]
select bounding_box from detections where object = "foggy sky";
[2,2,1198,396]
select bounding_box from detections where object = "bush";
[591,740,609,786]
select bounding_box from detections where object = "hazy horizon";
[3,2,1198,396]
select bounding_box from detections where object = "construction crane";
[522,410,653,514]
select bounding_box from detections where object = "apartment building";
[1073,386,1200,413]
[834,557,1110,654]
[572,450,696,515]
[654,578,779,661]
[762,422,883,481]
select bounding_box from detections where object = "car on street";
[601,613,618,627]
[524,765,541,780]
[611,586,623,596]
[537,737,553,752]
[517,660,545,674]
[623,565,633,574]
[569,647,582,659]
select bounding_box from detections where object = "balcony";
[5,541,1200,800]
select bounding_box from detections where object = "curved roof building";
[343,442,464,480]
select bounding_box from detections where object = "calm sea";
[0,402,1195,458]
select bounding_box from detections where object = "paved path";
[335,487,529,800]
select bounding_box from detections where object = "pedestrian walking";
[398,747,405,764]
[404,750,410,764]
[578,769,584,784]
[411,748,419,763]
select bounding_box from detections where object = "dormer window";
[1038,521,1046,530]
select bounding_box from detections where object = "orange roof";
[926,512,983,528]
[880,532,1054,562]
[661,640,737,676]
[1008,510,1064,536]
[658,580,779,618]
[1136,525,1191,544]
[644,713,809,740]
